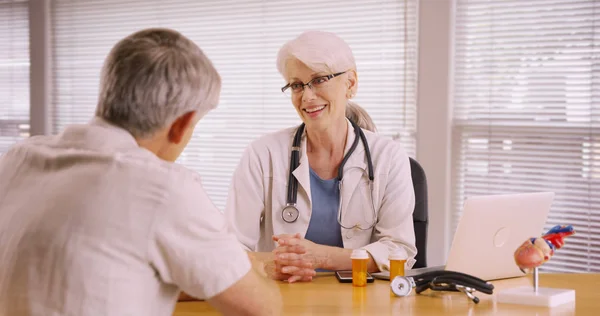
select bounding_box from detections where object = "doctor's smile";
[302,104,327,118]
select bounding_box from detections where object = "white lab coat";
[225,119,417,270]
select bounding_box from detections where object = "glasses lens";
[310,76,329,89]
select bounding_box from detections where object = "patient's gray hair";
[96,28,220,138]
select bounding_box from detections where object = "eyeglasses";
[281,71,346,97]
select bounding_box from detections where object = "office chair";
[410,157,428,268]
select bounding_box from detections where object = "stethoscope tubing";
[282,120,374,225]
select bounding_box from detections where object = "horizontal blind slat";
[453,0,600,273]
[0,0,30,155]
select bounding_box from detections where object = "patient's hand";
[178,291,199,302]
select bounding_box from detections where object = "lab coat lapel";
[339,119,368,225]
[292,130,312,207]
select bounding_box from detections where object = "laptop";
[372,192,554,281]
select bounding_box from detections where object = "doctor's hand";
[271,233,327,283]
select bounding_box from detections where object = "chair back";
[410,157,428,268]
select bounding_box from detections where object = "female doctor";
[225,30,416,283]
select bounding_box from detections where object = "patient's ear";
[168,111,196,144]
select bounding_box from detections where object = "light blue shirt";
[304,168,344,248]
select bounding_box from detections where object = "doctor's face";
[285,59,353,131]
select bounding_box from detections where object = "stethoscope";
[281,119,377,230]
[391,270,495,304]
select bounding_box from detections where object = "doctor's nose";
[301,85,317,103]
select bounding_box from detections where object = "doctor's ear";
[346,70,358,98]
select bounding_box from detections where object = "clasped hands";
[267,233,327,283]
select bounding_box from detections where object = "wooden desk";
[173,273,599,315]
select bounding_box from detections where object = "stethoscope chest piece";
[282,204,299,223]
[281,120,376,228]
[391,276,416,297]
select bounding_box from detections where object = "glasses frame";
[281,71,347,95]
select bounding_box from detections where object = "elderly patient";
[0,28,281,316]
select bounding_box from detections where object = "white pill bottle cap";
[351,249,369,260]
[389,248,408,261]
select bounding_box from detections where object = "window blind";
[51,0,418,209]
[0,0,29,155]
[453,0,599,272]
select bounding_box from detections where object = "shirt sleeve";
[147,168,251,300]
[224,144,265,251]
[362,143,417,271]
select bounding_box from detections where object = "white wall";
[416,0,453,266]
[29,0,52,136]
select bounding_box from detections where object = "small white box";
[497,286,575,307]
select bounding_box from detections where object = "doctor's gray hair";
[346,101,377,133]
[277,30,374,132]
[96,28,221,138]
[276,30,356,79]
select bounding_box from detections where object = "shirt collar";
[59,117,140,152]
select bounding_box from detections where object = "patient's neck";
[135,129,173,162]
